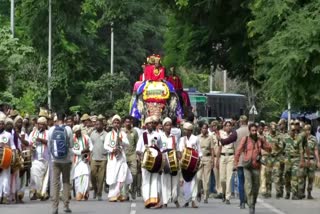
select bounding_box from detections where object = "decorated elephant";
[130,80,183,122]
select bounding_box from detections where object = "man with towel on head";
[179,122,202,208]
[71,124,93,201]
[160,117,180,208]
[136,116,163,208]
[0,115,16,204]
[29,117,50,200]
[104,115,132,202]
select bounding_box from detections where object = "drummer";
[0,115,16,204]
[160,117,180,208]
[179,122,202,208]
[136,116,162,208]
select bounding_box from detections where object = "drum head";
[149,147,158,157]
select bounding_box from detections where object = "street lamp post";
[48,0,52,110]
[110,22,114,100]
[10,0,14,37]
[110,22,114,75]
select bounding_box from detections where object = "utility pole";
[10,0,14,37]
[48,0,52,110]
[223,70,227,92]
[9,0,15,93]
[209,65,213,92]
[110,22,114,100]
[110,22,114,75]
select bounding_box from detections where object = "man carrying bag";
[234,123,271,214]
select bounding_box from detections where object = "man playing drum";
[179,122,202,208]
[136,116,162,208]
[160,117,180,208]
[0,115,16,204]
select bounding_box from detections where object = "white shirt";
[29,129,49,160]
[160,132,178,152]
[179,134,202,157]
[104,129,129,161]
[0,130,15,149]
[72,134,93,163]
[170,127,181,143]
[11,129,25,151]
[134,127,142,137]
[136,130,162,153]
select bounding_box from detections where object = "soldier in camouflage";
[277,119,287,198]
[301,125,320,199]
[284,125,305,200]
[265,122,284,198]
[294,120,309,199]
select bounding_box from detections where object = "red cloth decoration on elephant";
[166,75,183,91]
[144,65,165,81]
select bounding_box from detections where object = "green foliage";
[0,27,33,90]
[113,92,132,117]
[178,67,209,92]
[84,72,130,114]
[0,0,167,115]
[249,0,320,110]
[162,0,252,80]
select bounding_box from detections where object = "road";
[1,188,320,214]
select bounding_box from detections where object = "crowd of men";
[0,105,320,214]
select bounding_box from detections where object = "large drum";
[162,149,179,176]
[11,150,23,172]
[142,146,162,173]
[21,150,32,169]
[0,147,13,169]
[180,147,200,182]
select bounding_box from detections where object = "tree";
[248,0,320,111]
[161,0,253,80]
[0,0,167,114]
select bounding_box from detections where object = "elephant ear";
[167,94,179,118]
[137,95,145,115]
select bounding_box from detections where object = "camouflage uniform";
[277,131,287,197]
[302,135,317,197]
[265,132,284,198]
[260,142,270,196]
[284,135,304,199]
[297,132,308,199]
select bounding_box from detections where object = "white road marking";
[257,198,286,214]
[130,202,137,214]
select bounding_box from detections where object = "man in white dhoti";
[72,125,93,201]
[104,115,132,202]
[179,122,202,208]
[0,115,16,204]
[136,116,162,208]
[6,117,25,204]
[29,117,50,200]
[160,117,180,208]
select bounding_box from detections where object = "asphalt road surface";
[1,188,320,214]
